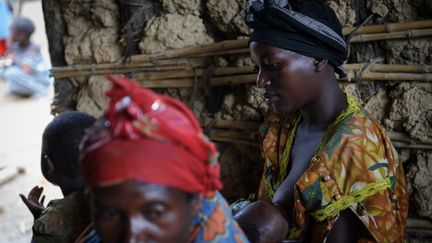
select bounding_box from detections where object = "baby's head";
[10,17,35,47]
[41,111,96,196]
[235,201,289,243]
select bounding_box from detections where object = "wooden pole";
[353,72,431,82]
[130,39,249,63]
[342,19,432,35]
[137,74,257,88]
[344,63,432,73]
[350,28,432,43]
[203,119,432,149]
[133,66,254,81]
[407,217,432,230]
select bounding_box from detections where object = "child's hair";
[11,16,35,37]
[41,111,96,179]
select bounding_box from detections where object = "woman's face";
[250,42,320,114]
[92,180,201,243]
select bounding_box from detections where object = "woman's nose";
[124,215,150,243]
[256,70,270,88]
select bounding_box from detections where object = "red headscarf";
[80,75,222,194]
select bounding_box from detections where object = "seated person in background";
[0,0,12,56]
[19,111,96,242]
[0,16,51,96]
[244,0,408,242]
[234,200,289,243]
[78,76,249,243]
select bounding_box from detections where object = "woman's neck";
[299,82,347,129]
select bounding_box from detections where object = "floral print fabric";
[258,105,408,242]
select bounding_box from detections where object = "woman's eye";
[144,204,167,221]
[267,63,279,71]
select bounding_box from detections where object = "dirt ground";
[0,1,62,242]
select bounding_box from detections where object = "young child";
[0,16,51,96]
[19,111,96,242]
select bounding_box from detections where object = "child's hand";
[19,186,46,220]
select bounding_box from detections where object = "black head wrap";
[245,0,348,77]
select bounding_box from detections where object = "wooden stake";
[133,66,254,81]
[344,63,432,73]
[342,19,432,35]
[353,72,431,82]
[130,39,249,63]
[350,28,432,43]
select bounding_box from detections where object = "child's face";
[10,27,29,46]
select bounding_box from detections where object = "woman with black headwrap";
[244,0,408,242]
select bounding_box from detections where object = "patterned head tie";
[80,75,222,194]
[245,0,348,77]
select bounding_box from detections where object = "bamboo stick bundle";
[407,218,432,230]
[133,66,254,81]
[135,64,432,82]
[137,70,431,88]
[342,19,432,35]
[54,62,432,80]
[208,130,259,147]
[203,119,432,150]
[137,74,257,88]
[130,39,249,63]
[388,131,432,145]
[54,64,191,79]
[50,20,432,79]
[204,118,260,131]
[352,72,431,82]
[392,142,432,150]
[350,28,432,43]
[51,59,196,77]
[206,127,432,150]
[343,63,432,73]
[406,228,432,238]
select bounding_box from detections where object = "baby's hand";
[19,186,46,220]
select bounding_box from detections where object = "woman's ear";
[191,194,204,215]
[43,155,55,175]
[313,58,328,72]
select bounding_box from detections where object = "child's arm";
[19,186,46,220]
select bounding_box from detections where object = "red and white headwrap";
[80,75,222,194]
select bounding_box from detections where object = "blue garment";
[0,0,12,39]
[0,42,52,96]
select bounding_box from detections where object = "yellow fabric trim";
[264,95,360,198]
[310,177,392,222]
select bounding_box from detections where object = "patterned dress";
[78,192,249,243]
[257,96,408,242]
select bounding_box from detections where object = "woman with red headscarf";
[78,76,249,243]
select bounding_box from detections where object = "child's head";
[41,111,96,196]
[10,17,35,47]
[234,201,289,243]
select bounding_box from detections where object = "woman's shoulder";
[321,106,393,159]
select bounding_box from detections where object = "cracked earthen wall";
[44,0,432,239]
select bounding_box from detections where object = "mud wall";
[44,0,432,238]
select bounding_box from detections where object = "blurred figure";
[0,0,12,56]
[0,16,51,97]
[19,111,96,242]
[77,76,249,243]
